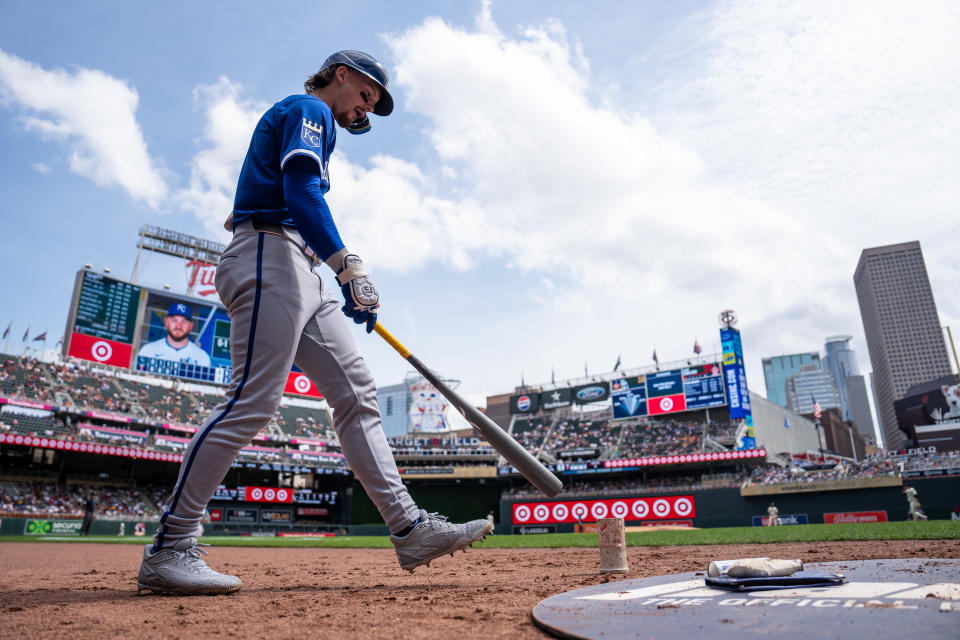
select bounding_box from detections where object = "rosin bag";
[707,557,803,578]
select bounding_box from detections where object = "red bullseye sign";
[513,495,695,525]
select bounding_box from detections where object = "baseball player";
[137,302,211,367]
[766,502,779,526]
[137,51,492,596]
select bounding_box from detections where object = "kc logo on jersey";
[301,118,323,147]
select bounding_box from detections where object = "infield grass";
[1,521,958,548]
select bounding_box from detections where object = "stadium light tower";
[131,225,226,283]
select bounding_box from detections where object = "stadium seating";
[616,418,703,458]
[510,416,552,454]
[0,480,166,520]
[0,413,70,437]
[544,416,621,456]
[276,403,332,440]
[0,355,56,404]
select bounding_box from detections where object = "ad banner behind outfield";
[512,495,695,525]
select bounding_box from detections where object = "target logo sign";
[511,496,695,524]
[68,333,131,367]
[648,393,686,416]
[571,503,589,521]
[244,486,294,503]
[293,375,312,394]
[552,503,569,521]
[591,502,609,520]
[674,497,693,517]
[284,371,322,397]
[632,500,650,519]
[91,340,113,362]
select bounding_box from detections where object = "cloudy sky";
[1,1,957,437]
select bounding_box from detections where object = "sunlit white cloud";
[0,48,168,206]
[174,77,269,240]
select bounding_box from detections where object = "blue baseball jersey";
[232,95,337,228]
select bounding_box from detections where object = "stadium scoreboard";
[611,363,726,419]
[63,268,322,396]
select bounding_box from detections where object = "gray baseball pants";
[154,220,418,549]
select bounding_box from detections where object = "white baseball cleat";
[391,509,494,572]
[137,538,242,595]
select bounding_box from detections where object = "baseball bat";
[373,323,563,498]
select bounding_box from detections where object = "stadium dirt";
[2,540,959,639]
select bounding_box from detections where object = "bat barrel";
[407,355,563,498]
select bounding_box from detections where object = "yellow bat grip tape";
[373,323,411,360]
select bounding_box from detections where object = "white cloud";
[31,161,50,174]
[174,77,268,239]
[0,48,167,206]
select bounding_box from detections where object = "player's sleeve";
[277,99,334,177]
[283,156,345,262]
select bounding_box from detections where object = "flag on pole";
[2,322,10,340]
[693,339,702,355]
[784,415,791,429]
[32,331,47,342]
[652,349,659,366]
[584,362,588,377]
[22,326,29,342]
[520,371,525,388]
[56,336,63,347]
[812,395,822,419]
[613,353,622,372]
[550,368,555,385]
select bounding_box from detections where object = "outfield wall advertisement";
[511,495,695,525]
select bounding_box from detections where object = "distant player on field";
[766,502,780,526]
[137,302,210,367]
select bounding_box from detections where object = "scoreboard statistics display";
[611,363,725,419]
[63,269,322,396]
[65,271,142,368]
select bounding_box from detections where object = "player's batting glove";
[325,248,380,334]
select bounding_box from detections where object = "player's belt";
[249,217,321,266]
[251,218,285,236]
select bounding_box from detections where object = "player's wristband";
[325,248,369,286]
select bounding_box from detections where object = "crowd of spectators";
[899,449,960,472]
[746,454,900,486]
[0,355,55,404]
[503,472,743,500]
[0,480,165,520]
[616,419,702,458]
[545,416,620,455]
[511,417,551,453]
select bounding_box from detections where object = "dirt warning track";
[2,540,959,639]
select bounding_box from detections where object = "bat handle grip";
[373,323,411,359]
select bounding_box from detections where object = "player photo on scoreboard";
[135,293,232,383]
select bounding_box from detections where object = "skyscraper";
[824,335,857,420]
[854,241,952,450]
[762,352,821,407]
[785,364,842,415]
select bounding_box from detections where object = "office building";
[854,241,952,450]
[844,374,875,439]
[376,381,411,439]
[824,335,857,419]
[785,364,842,415]
[762,352,821,407]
